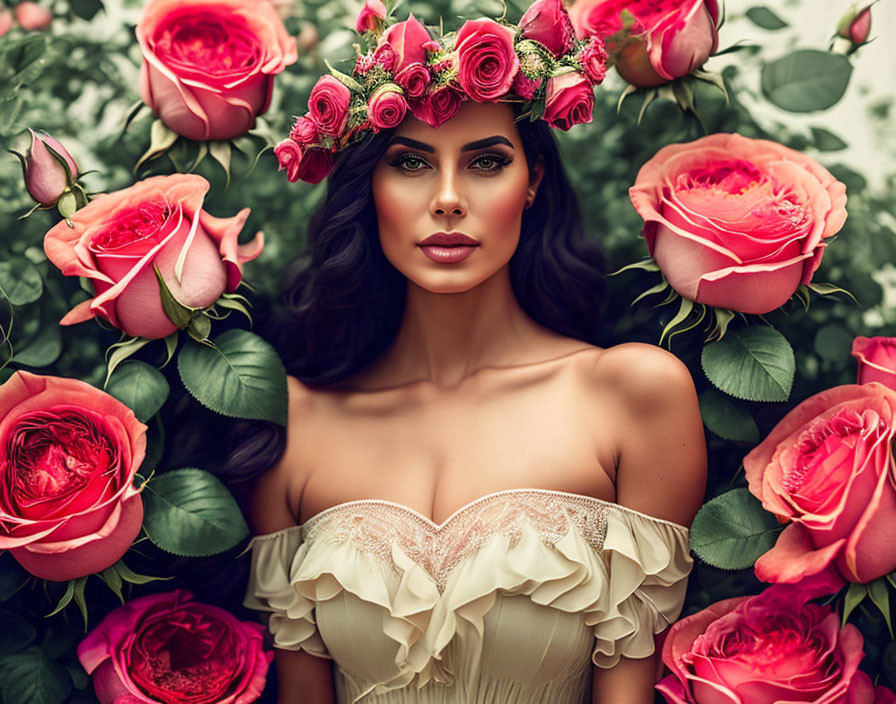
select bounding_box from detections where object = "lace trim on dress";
[301,489,610,591]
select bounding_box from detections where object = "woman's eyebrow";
[385,135,515,152]
[387,136,434,152]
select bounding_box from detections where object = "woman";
[243,5,706,702]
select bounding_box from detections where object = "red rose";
[380,13,431,74]
[0,372,146,581]
[78,590,272,704]
[744,384,896,584]
[274,140,333,184]
[395,62,431,99]
[570,0,719,87]
[543,71,594,130]
[136,0,297,141]
[410,85,463,128]
[579,36,608,84]
[512,71,541,100]
[355,0,386,34]
[289,115,319,146]
[455,19,520,101]
[852,336,896,391]
[368,83,408,131]
[43,174,263,340]
[373,41,397,71]
[308,74,352,137]
[657,579,887,704]
[629,133,848,314]
[519,0,576,57]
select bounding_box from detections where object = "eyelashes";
[386,151,514,174]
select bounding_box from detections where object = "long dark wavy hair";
[219,110,606,499]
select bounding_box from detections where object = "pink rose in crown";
[744,384,896,584]
[629,133,848,314]
[274,141,334,184]
[355,0,386,34]
[0,372,146,581]
[78,590,272,704]
[395,63,431,100]
[657,577,896,704]
[519,0,577,58]
[368,83,408,131]
[410,85,464,129]
[579,36,609,84]
[380,14,431,74]
[852,336,896,391]
[136,0,297,141]
[544,71,594,131]
[569,0,719,87]
[455,19,520,101]
[308,74,352,137]
[289,115,319,146]
[43,174,263,339]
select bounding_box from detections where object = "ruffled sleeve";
[590,507,692,668]
[242,525,330,657]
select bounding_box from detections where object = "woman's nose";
[430,169,466,217]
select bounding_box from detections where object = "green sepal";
[631,281,669,306]
[866,577,893,638]
[692,67,729,102]
[55,191,78,219]
[45,576,89,631]
[842,582,867,625]
[208,141,231,188]
[187,312,212,342]
[104,336,151,387]
[162,331,179,368]
[135,119,179,173]
[324,58,365,93]
[807,282,857,303]
[153,265,193,329]
[659,296,696,346]
[214,292,253,325]
[707,308,736,341]
[609,258,660,276]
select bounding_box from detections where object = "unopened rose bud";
[13,1,52,31]
[15,129,79,207]
[355,0,386,34]
[0,9,13,37]
[837,2,875,47]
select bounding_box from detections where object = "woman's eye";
[472,153,511,172]
[390,154,428,172]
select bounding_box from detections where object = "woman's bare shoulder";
[585,342,696,405]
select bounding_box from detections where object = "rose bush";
[43,174,264,340]
[78,590,272,704]
[629,133,848,314]
[852,337,896,390]
[657,578,896,703]
[0,372,145,581]
[744,384,896,584]
[569,0,719,87]
[136,0,297,141]
[454,19,520,101]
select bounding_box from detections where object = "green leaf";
[0,648,72,704]
[68,0,104,22]
[867,577,893,637]
[45,580,75,618]
[843,582,867,624]
[0,553,29,601]
[143,468,249,557]
[814,324,854,364]
[761,49,853,112]
[745,6,788,30]
[105,360,170,422]
[698,388,760,443]
[98,564,123,603]
[0,258,43,306]
[177,329,287,424]
[810,126,848,151]
[702,327,795,402]
[104,337,151,386]
[10,321,62,368]
[690,488,783,570]
[0,609,36,655]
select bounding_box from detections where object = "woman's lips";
[417,232,478,263]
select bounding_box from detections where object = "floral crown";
[275,0,607,184]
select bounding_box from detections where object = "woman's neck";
[373,265,549,388]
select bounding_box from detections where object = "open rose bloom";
[569,0,719,87]
[852,336,896,391]
[43,174,263,340]
[0,372,146,581]
[744,384,896,584]
[78,590,272,704]
[137,0,297,141]
[630,133,848,314]
[657,579,896,703]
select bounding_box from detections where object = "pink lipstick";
[418,232,479,263]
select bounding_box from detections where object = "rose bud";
[0,9,13,36]
[837,3,875,48]
[852,336,896,391]
[14,129,79,207]
[380,13,431,74]
[13,1,52,30]
[519,0,577,58]
[355,0,386,34]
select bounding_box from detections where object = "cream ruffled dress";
[243,488,691,704]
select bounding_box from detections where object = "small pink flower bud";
[837,3,875,46]
[18,129,79,207]
[0,9,14,36]
[13,2,52,31]
[355,0,386,34]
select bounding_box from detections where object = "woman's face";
[372,101,543,294]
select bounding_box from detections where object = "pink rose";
[579,36,608,84]
[0,9,13,36]
[519,0,576,57]
[274,140,334,184]
[852,336,896,390]
[78,590,272,704]
[289,115,319,146]
[13,1,52,30]
[570,0,719,87]
[838,3,875,45]
[43,174,264,340]
[744,384,896,584]
[410,85,464,129]
[308,74,352,137]
[355,0,386,34]
[395,62,431,99]
[455,19,520,101]
[18,129,79,207]
[657,579,884,704]
[543,71,594,130]
[368,83,408,131]
[0,372,145,581]
[629,133,848,314]
[136,0,297,141]
[380,14,431,74]
[373,41,397,71]
[512,71,541,100]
